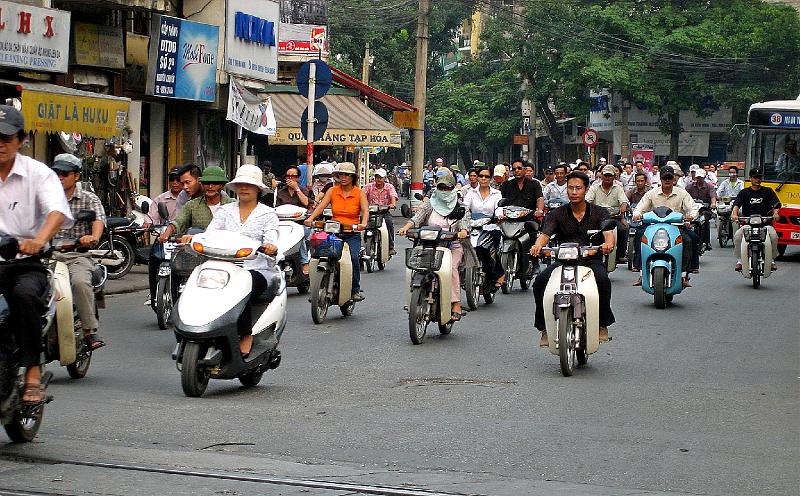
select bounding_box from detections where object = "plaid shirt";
[58,187,106,239]
[170,195,234,235]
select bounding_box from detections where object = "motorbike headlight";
[419,229,439,241]
[196,269,230,289]
[749,217,763,226]
[369,205,379,213]
[557,246,579,260]
[652,228,670,252]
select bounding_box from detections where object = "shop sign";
[270,128,402,148]
[0,1,70,73]
[124,32,149,92]
[226,77,276,135]
[73,23,124,69]
[278,24,328,54]
[20,89,129,138]
[225,0,279,83]
[146,15,219,102]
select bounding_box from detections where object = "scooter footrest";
[199,348,223,366]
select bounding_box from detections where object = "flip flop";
[85,334,105,351]
[21,384,44,405]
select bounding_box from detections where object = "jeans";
[533,259,614,331]
[300,226,312,264]
[341,234,361,293]
[53,253,98,330]
[0,259,48,367]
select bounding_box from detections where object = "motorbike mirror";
[157,202,169,221]
[600,219,617,231]
[413,193,424,201]
[186,227,205,235]
[139,200,150,214]
[0,237,19,261]
[497,198,510,207]
[76,209,96,223]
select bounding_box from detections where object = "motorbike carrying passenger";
[462,165,504,288]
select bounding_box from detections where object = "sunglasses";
[478,174,491,178]
[285,174,299,178]
[513,167,525,171]
[436,185,454,191]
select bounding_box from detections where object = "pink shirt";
[363,182,398,206]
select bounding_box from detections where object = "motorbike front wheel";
[464,268,480,311]
[653,266,667,309]
[500,251,516,294]
[751,251,761,289]
[408,286,430,345]
[626,236,636,271]
[718,221,729,248]
[98,235,135,280]
[66,334,91,379]
[557,307,576,377]
[310,271,331,324]
[155,275,173,330]
[180,342,209,398]
[4,402,44,443]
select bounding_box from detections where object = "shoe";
[735,263,742,272]
[143,298,152,306]
[389,248,397,256]
[681,277,692,288]
[632,276,642,287]
[599,326,611,342]
[538,330,548,348]
[351,291,365,302]
[706,244,713,251]
[771,262,778,271]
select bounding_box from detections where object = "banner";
[20,88,129,139]
[73,23,124,69]
[278,23,328,54]
[225,0,280,83]
[226,78,276,135]
[0,1,70,73]
[146,15,219,102]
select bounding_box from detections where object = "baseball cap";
[601,164,617,176]
[599,157,607,163]
[167,166,182,179]
[374,168,387,178]
[435,157,444,165]
[689,163,700,172]
[493,164,507,176]
[51,153,82,173]
[749,169,764,178]
[313,163,334,176]
[544,167,554,174]
[435,172,456,188]
[0,105,24,135]
[695,169,707,178]
[660,166,676,179]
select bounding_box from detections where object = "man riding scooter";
[363,168,399,256]
[684,168,717,251]
[51,154,107,351]
[531,171,616,347]
[586,164,630,264]
[731,169,780,272]
[632,166,699,288]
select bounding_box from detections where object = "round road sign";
[582,129,599,147]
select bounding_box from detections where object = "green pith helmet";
[199,166,229,183]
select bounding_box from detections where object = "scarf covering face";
[430,189,458,217]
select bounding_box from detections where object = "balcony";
[54,0,177,14]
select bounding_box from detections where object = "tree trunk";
[538,98,563,162]
[458,144,472,169]
[668,109,681,160]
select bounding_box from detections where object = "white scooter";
[738,214,775,289]
[308,220,359,324]
[274,204,311,294]
[540,223,615,376]
[172,230,286,397]
[361,205,391,273]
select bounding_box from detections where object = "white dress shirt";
[462,187,502,231]
[205,202,279,278]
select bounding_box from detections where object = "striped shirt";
[59,187,106,239]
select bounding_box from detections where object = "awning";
[0,79,131,139]
[330,66,416,113]
[266,93,402,148]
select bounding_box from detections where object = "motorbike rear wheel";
[310,271,331,324]
[239,370,263,388]
[464,268,479,311]
[501,251,516,294]
[557,307,576,377]
[98,235,135,280]
[4,402,44,443]
[155,275,173,330]
[653,266,667,309]
[408,286,429,345]
[66,335,91,379]
[180,342,209,397]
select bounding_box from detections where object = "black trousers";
[475,230,504,282]
[533,259,614,331]
[237,271,268,337]
[0,259,48,367]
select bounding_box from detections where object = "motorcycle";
[153,237,179,330]
[716,196,734,247]
[640,206,687,309]
[404,226,459,344]
[308,220,360,324]
[172,230,285,397]
[465,214,497,308]
[602,206,622,274]
[690,200,712,255]
[274,204,311,294]
[361,204,392,273]
[539,222,615,376]
[738,214,775,289]
[542,197,569,267]
[92,201,152,279]
[496,202,539,294]
[626,203,642,271]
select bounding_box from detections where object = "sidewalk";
[105,265,149,296]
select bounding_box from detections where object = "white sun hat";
[227,164,269,193]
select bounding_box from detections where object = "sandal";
[85,334,105,351]
[21,383,44,405]
[240,335,253,359]
[450,312,462,322]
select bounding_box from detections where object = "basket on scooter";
[172,248,203,277]
[366,214,384,229]
[405,246,444,271]
[310,232,343,260]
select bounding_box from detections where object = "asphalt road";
[0,230,797,496]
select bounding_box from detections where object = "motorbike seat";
[106,217,133,229]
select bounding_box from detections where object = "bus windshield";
[749,129,800,183]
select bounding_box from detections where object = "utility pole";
[361,42,371,85]
[620,96,630,162]
[411,0,430,200]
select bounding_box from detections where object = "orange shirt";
[331,184,362,226]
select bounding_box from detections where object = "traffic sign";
[297,59,332,100]
[582,128,599,147]
[300,101,329,142]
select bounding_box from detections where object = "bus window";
[752,131,800,182]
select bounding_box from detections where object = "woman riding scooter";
[275,166,313,276]
[398,172,476,321]
[205,164,280,357]
[461,165,504,289]
[305,162,369,302]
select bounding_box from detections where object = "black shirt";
[733,187,781,217]
[542,202,610,249]
[499,177,543,210]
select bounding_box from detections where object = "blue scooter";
[640,206,686,309]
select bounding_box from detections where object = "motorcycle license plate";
[791,232,800,240]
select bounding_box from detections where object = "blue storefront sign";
[769,112,800,128]
[146,15,219,102]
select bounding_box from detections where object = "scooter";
[153,237,179,330]
[172,230,286,397]
[274,204,311,294]
[361,205,392,273]
[602,206,621,274]
[539,223,615,376]
[738,214,774,289]
[93,200,152,280]
[640,206,687,309]
[625,203,642,271]
[404,226,458,344]
[308,220,359,324]
[690,200,712,255]
[496,202,539,294]
[716,196,734,247]
[466,214,497,308]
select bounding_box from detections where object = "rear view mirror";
[139,200,150,214]
[600,219,617,231]
[76,209,96,223]
[157,202,169,221]
[497,198,510,207]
